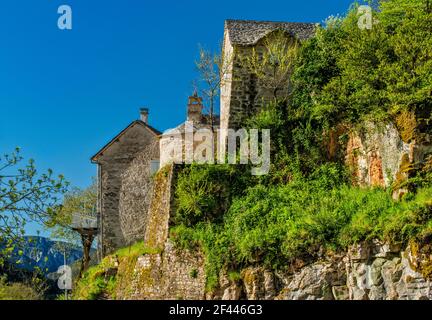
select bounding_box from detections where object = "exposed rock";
[263,270,276,299]
[242,267,265,300]
[222,285,242,300]
[345,121,432,200]
[346,121,409,188]
[275,260,345,300]
[332,286,349,300]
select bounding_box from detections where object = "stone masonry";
[220,20,316,134]
[92,119,160,256]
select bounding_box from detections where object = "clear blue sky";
[0,0,356,235]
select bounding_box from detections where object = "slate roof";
[225,19,316,46]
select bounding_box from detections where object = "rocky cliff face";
[112,165,206,300]
[213,241,432,300]
[99,240,432,300]
[345,121,432,199]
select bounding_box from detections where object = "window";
[150,159,160,175]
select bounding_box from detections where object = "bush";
[172,164,432,289]
[0,276,42,300]
[174,164,250,226]
[73,241,160,300]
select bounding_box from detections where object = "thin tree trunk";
[78,232,94,279]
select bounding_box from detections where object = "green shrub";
[73,241,160,300]
[0,276,42,300]
[172,165,432,290]
[174,164,250,226]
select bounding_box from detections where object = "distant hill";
[7,236,86,274]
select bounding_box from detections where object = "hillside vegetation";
[170,0,432,291]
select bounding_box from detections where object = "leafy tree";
[46,181,97,279]
[240,30,299,100]
[0,148,68,264]
[195,45,233,128]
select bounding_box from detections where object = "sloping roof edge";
[224,19,317,46]
[91,120,161,163]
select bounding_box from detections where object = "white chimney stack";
[140,108,149,124]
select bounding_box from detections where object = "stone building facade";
[159,93,220,168]
[91,110,160,256]
[92,93,218,257]
[220,20,316,135]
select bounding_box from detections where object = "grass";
[0,277,42,300]
[73,241,161,300]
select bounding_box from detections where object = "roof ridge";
[91,120,161,162]
[137,120,162,135]
[225,19,316,45]
[225,19,316,25]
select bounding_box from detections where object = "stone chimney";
[187,92,203,123]
[140,108,149,124]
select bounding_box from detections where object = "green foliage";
[289,0,431,140]
[0,275,42,300]
[48,181,97,229]
[0,148,69,264]
[173,167,432,288]
[174,164,251,226]
[46,181,98,261]
[73,261,115,300]
[115,240,161,257]
[73,241,158,300]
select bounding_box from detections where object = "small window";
[150,159,160,175]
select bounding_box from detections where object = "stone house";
[92,19,317,257]
[159,93,220,168]
[220,20,316,135]
[91,109,160,256]
[92,94,219,256]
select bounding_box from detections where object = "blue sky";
[0,0,356,235]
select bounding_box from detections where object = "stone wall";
[97,123,159,256]
[122,241,206,300]
[114,164,206,300]
[220,32,293,134]
[119,140,159,247]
